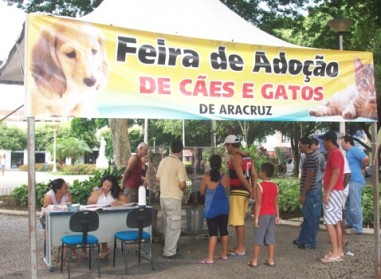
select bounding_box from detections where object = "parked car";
[364,165,381,178]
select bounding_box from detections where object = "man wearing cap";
[293,137,320,249]
[340,135,369,235]
[320,131,345,263]
[223,135,257,256]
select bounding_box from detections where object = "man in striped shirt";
[293,137,320,249]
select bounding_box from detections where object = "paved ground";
[0,212,377,279]
[0,171,378,279]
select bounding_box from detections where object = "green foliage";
[53,137,92,165]
[0,122,27,150]
[69,178,98,205]
[275,179,301,219]
[36,182,50,206]
[61,164,96,175]
[11,165,125,207]
[244,145,268,173]
[10,184,28,206]
[244,144,280,176]
[70,118,98,149]
[362,185,378,227]
[11,182,50,207]
[14,0,103,17]
[128,127,144,151]
[64,166,124,205]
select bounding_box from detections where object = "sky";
[0,1,25,62]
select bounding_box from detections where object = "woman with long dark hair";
[87,175,129,259]
[199,154,230,264]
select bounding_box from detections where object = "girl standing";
[199,154,230,264]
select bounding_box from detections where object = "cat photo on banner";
[309,57,377,120]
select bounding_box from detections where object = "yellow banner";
[25,14,377,122]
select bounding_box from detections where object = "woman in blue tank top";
[199,155,230,264]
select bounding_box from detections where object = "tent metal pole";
[27,117,37,279]
[371,122,380,278]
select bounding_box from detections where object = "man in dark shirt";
[293,137,320,249]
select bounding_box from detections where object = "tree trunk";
[108,119,131,169]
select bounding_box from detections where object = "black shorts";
[206,214,229,237]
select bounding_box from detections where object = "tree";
[283,1,381,132]
[8,0,103,16]
[70,118,98,149]
[48,137,92,165]
[108,119,130,169]
[0,122,27,150]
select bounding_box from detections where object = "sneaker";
[297,243,316,249]
[163,253,183,259]
[292,240,302,245]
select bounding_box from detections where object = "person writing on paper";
[40,178,72,229]
[87,175,129,259]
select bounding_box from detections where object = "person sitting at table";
[87,174,129,259]
[40,178,72,261]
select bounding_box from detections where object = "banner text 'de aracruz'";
[25,14,377,122]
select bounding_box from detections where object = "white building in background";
[260,131,292,158]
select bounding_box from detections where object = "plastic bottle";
[138,185,146,207]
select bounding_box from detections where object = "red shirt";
[324,147,344,191]
[124,155,142,189]
[228,153,253,187]
[258,180,278,216]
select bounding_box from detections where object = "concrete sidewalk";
[0,212,376,279]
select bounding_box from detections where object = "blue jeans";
[297,190,319,247]
[315,180,323,227]
[345,181,365,233]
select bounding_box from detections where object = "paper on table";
[47,204,68,212]
[85,204,111,211]
[121,203,139,208]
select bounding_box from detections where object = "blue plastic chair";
[60,210,100,279]
[112,207,154,274]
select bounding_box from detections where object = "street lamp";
[328,17,354,136]
[144,118,148,143]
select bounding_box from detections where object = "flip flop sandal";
[216,256,228,260]
[247,262,258,268]
[228,251,246,256]
[97,251,109,260]
[199,258,214,264]
[264,261,275,267]
[321,256,343,263]
[324,252,345,259]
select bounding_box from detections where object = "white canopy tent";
[82,0,298,47]
[0,0,378,278]
[0,0,299,85]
